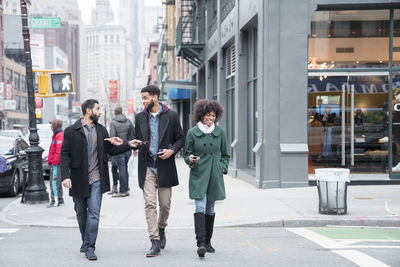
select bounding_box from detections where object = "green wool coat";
[184,125,230,202]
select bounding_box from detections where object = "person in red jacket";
[48,119,64,207]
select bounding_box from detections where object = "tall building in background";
[91,0,114,26]
[118,0,142,118]
[85,0,127,126]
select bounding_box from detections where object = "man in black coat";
[111,85,184,257]
[60,99,135,261]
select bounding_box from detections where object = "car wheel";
[8,172,19,197]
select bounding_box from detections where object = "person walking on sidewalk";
[60,99,136,261]
[109,106,134,197]
[47,119,64,207]
[184,99,230,258]
[119,85,185,257]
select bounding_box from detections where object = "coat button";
[210,143,213,146]
[203,144,206,146]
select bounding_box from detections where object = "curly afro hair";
[193,99,224,122]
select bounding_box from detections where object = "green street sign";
[30,17,61,29]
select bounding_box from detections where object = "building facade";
[3,57,28,127]
[85,25,127,125]
[172,0,400,188]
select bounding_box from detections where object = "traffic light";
[38,74,50,94]
[51,73,74,94]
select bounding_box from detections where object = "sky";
[78,0,162,25]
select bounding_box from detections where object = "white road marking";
[287,228,345,249]
[333,250,390,267]
[288,228,394,267]
[0,228,19,234]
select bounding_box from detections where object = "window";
[246,28,257,169]
[15,95,20,111]
[116,35,120,44]
[110,35,114,43]
[21,76,26,91]
[14,72,20,90]
[21,96,27,111]
[104,34,108,43]
[6,68,12,83]
[308,10,390,69]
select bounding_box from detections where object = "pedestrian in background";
[47,119,64,207]
[184,99,230,258]
[109,106,134,197]
[122,85,185,257]
[60,99,136,261]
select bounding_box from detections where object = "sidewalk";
[0,158,399,229]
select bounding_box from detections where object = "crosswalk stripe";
[0,228,19,234]
[333,250,390,267]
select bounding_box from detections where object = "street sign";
[109,80,118,103]
[30,17,61,29]
[35,108,42,119]
[51,73,74,94]
[5,83,13,100]
[128,99,134,114]
[4,100,16,110]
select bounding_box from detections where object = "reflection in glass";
[308,10,390,69]
[308,75,389,174]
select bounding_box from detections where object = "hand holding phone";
[190,155,200,163]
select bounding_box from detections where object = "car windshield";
[0,139,14,155]
[0,130,21,138]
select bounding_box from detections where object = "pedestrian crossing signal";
[51,73,74,94]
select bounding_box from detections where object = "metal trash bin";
[315,168,350,215]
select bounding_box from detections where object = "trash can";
[315,168,350,215]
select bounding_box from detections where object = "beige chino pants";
[143,168,172,240]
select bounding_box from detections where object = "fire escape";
[176,0,204,67]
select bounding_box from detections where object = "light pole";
[20,0,48,203]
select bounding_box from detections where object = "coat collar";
[143,103,169,116]
[192,125,222,137]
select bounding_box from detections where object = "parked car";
[0,137,28,196]
[25,124,54,180]
[0,129,24,138]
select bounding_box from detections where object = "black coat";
[60,119,131,197]
[134,104,185,189]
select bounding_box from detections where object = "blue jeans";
[195,194,215,215]
[115,151,131,193]
[73,181,102,252]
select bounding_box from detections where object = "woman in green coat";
[184,99,230,258]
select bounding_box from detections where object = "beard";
[147,99,155,111]
[90,113,99,123]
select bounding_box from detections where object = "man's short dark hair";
[114,106,122,115]
[193,99,224,122]
[81,99,99,115]
[141,85,160,98]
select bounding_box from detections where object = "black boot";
[205,214,215,252]
[146,240,160,257]
[159,227,166,249]
[194,212,206,258]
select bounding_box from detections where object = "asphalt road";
[0,195,398,266]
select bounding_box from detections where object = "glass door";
[308,72,389,174]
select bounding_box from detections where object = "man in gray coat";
[109,107,134,197]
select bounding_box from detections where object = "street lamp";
[20,0,48,203]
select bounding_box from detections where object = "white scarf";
[197,121,215,134]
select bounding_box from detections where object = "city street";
[0,223,398,266]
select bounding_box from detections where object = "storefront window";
[308,73,389,174]
[393,10,400,66]
[309,10,390,69]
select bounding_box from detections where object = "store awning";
[168,87,191,100]
[165,80,196,100]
